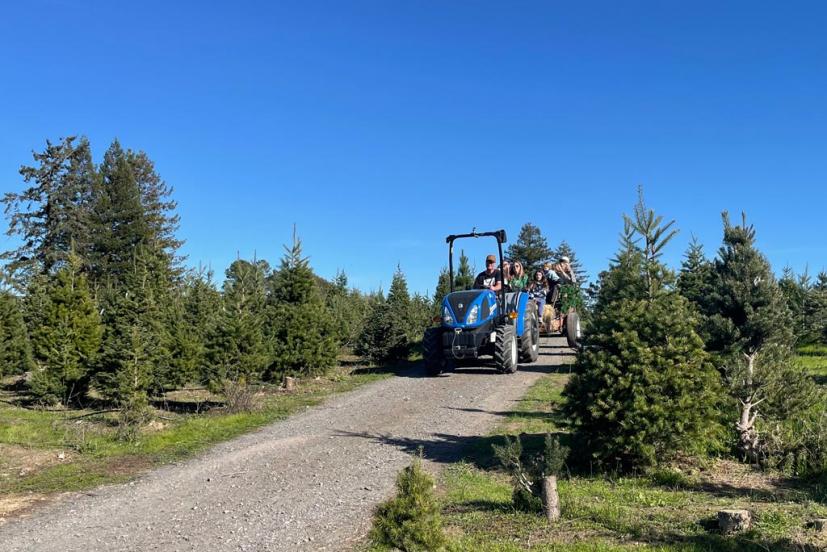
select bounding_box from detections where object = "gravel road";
[1,336,572,552]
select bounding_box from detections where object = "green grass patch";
[435,372,827,552]
[0,368,388,499]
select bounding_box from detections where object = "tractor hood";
[441,289,497,328]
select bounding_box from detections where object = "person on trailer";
[528,269,548,320]
[473,254,503,292]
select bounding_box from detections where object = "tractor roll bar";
[445,229,508,317]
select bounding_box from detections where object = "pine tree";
[507,223,553,275]
[204,259,270,388]
[454,250,475,290]
[28,254,102,405]
[2,137,96,282]
[267,230,337,379]
[0,289,32,377]
[704,213,816,460]
[563,193,723,469]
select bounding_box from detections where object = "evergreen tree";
[432,268,451,317]
[356,267,416,364]
[0,289,32,377]
[507,223,553,275]
[677,236,714,308]
[28,254,102,405]
[95,248,167,409]
[454,250,475,290]
[326,271,369,350]
[181,268,222,383]
[205,259,270,387]
[704,213,816,460]
[267,230,337,379]
[563,193,723,469]
[89,140,151,288]
[2,137,96,282]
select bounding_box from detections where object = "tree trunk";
[736,353,760,462]
[542,475,560,523]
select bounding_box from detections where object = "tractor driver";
[473,254,503,292]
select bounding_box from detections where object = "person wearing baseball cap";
[473,254,503,291]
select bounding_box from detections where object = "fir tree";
[95,248,167,409]
[28,253,102,405]
[326,270,369,349]
[0,289,32,377]
[181,268,222,383]
[704,213,816,460]
[205,259,270,387]
[563,193,723,469]
[267,230,337,379]
[432,268,451,317]
[2,137,96,282]
[454,250,475,290]
[507,223,553,275]
[677,236,714,308]
[356,269,417,364]
[89,140,151,287]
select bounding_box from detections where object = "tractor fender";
[504,291,530,337]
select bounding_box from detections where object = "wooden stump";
[812,518,827,533]
[284,377,296,391]
[542,475,560,523]
[718,509,751,534]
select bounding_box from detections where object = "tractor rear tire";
[519,306,540,363]
[566,311,581,349]
[423,327,446,376]
[494,324,518,374]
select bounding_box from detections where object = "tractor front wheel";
[423,327,446,376]
[494,324,518,374]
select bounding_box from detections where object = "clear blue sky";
[2,1,826,294]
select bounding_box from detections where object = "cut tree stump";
[718,509,751,534]
[284,377,296,391]
[542,475,560,523]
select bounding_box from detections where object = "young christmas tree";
[507,223,553,275]
[204,259,270,388]
[95,248,167,411]
[28,253,102,405]
[704,213,817,461]
[431,268,451,318]
[267,229,337,379]
[563,193,723,469]
[357,267,417,364]
[454,250,475,290]
[0,288,33,378]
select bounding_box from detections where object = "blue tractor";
[423,229,541,376]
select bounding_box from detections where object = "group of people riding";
[473,254,577,319]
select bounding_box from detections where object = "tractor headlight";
[442,305,455,325]
[465,304,479,325]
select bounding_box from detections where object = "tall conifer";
[268,230,336,379]
[29,253,102,405]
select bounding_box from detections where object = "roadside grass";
[432,358,827,551]
[798,344,827,386]
[0,364,389,509]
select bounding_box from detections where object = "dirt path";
[1,337,572,552]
